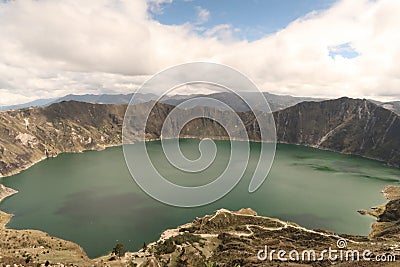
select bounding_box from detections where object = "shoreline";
[0,184,18,203]
[383,185,400,200]
[2,138,399,180]
[0,142,121,179]
[1,139,399,222]
[1,139,399,262]
[357,185,400,221]
[0,185,399,264]
[0,182,399,263]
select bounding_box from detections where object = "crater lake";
[1,139,399,258]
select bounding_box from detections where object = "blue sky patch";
[329,43,360,59]
[152,0,338,41]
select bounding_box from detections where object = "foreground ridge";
[115,203,400,267]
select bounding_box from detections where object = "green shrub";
[171,233,202,245]
[112,243,125,257]
[155,239,176,254]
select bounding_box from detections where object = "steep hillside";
[160,91,324,112]
[0,97,399,177]
[0,92,323,113]
[0,210,91,266]
[0,101,125,177]
[1,98,400,266]
[3,92,399,115]
[274,97,400,166]
[122,205,400,267]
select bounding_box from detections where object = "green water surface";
[1,140,399,258]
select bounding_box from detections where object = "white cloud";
[0,61,150,105]
[0,0,399,105]
[203,24,240,42]
[194,6,210,25]
[148,0,173,14]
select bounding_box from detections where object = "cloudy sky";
[0,0,399,105]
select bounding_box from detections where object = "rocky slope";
[4,92,400,116]
[0,210,91,266]
[0,92,321,113]
[0,101,125,177]
[366,186,400,241]
[0,184,17,202]
[1,97,399,266]
[274,97,400,166]
[0,97,399,177]
[159,91,325,112]
[370,100,400,116]
[121,205,400,267]
[95,186,400,266]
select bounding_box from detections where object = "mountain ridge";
[0,97,399,177]
[1,97,400,266]
[2,92,399,115]
[274,97,400,166]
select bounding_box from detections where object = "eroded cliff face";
[0,100,264,177]
[0,97,399,177]
[274,97,400,166]
[0,101,126,177]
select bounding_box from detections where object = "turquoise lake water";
[1,140,399,258]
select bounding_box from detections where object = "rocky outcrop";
[0,184,17,202]
[273,97,400,166]
[0,210,91,266]
[121,207,400,266]
[372,100,400,116]
[362,186,400,241]
[0,101,125,177]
